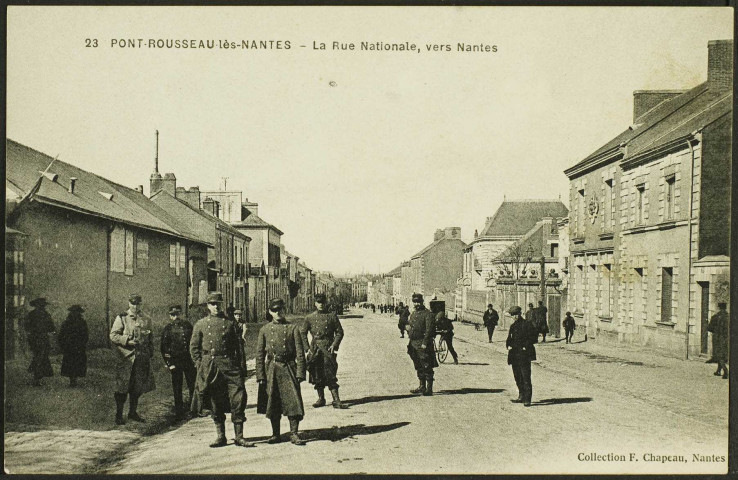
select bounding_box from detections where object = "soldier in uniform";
[110,294,156,425]
[190,292,254,448]
[707,302,730,379]
[26,297,55,386]
[407,293,437,396]
[397,302,410,338]
[506,305,538,406]
[483,304,499,343]
[160,305,196,419]
[301,293,347,409]
[256,298,307,446]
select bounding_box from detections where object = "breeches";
[170,363,196,408]
[209,372,247,424]
[408,345,434,381]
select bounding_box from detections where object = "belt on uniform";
[267,353,292,363]
[202,351,229,358]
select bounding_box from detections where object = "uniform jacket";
[301,310,344,355]
[506,315,538,365]
[483,309,499,327]
[256,319,306,418]
[189,313,244,396]
[398,307,410,327]
[161,318,195,368]
[408,307,435,349]
[58,314,88,378]
[110,309,155,394]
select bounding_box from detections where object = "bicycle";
[434,332,449,364]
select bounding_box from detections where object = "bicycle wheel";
[437,337,449,363]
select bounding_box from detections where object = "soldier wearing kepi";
[301,293,347,409]
[256,298,307,446]
[160,305,196,420]
[110,294,156,425]
[190,292,254,448]
[407,293,437,396]
[506,305,538,407]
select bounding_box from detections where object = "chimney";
[176,186,201,210]
[68,177,78,194]
[434,229,444,241]
[707,39,733,92]
[159,173,176,196]
[444,227,461,239]
[633,90,684,123]
[149,130,163,196]
[135,185,144,194]
[202,197,220,218]
[242,199,258,218]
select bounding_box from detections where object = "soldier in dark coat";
[563,311,576,344]
[536,300,549,342]
[26,297,55,386]
[110,294,156,425]
[707,302,729,379]
[301,293,347,409]
[58,305,88,387]
[190,292,254,448]
[161,305,196,419]
[397,303,410,338]
[506,305,538,406]
[483,304,499,343]
[407,293,437,396]
[435,311,458,364]
[256,298,307,445]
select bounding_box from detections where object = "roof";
[150,191,250,246]
[410,236,467,259]
[567,80,733,175]
[386,265,403,276]
[229,210,284,235]
[6,139,207,244]
[495,221,549,261]
[479,199,568,237]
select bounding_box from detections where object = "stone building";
[409,227,466,308]
[563,39,732,358]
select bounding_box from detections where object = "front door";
[700,282,710,355]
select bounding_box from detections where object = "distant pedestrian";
[506,305,538,406]
[233,309,249,375]
[407,293,437,396]
[707,302,729,379]
[525,303,535,323]
[161,305,196,419]
[536,300,549,342]
[371,304,376,313]
[398,303,410,338]
[483,304,499,343]
[26,297,55,386]
[58,304,88,387]
[435,311,458,364]
[301,293,347,409]
[256,298,307,445]
[110,294,156,425]
[563,312,576,344]
[190,293,254,448]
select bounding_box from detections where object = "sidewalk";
[453,321,728,427]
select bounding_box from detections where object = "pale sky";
[6,6,733,275]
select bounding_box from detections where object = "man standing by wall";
[161,305,196,420]
[407,293,437,396]
[190,293,254,448]
[110,294,155,425]
[707,302,730,379]
[301,293,347,409]
[483,304,499,343]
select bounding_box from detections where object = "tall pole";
[154,130,159,173]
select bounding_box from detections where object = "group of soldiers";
[108,290,348,448]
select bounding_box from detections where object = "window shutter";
[178,244,186,277]
[136,237,149,268]
[110,226,125,273]
[170,244,177,268]
[124,229,134,276]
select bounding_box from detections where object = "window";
[170,241,185,275]
[665,176,675,220]
[602,264,611,316]
[550,243,559,258]
[604,179,613,229]
[110,226,134,276]
[636,185,646,225]
[136,237,149,268]
[660,267,673,323]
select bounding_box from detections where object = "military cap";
[168,305,183,315]
[129,294,143,305]
[269,298,285,311]
[315,293,327,303]
[206,292,224,304]
[508,305,522,316]
[68,304,85,313]
[411,293,424,302]
[30,297,49,307]
[488,304,493,308]
[233,309,243,315]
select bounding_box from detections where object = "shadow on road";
[539,338,566,344]
[453,362,490,366]
[343,393,418,407]
[435,387,504,395]
[530,397,593,406]
[302,422,411,443]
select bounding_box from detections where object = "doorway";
[699,282,710,355]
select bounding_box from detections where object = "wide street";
[105,309,728,475]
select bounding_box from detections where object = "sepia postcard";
[4,5,733,475]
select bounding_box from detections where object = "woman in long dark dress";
[58,305,89,387]
[26,297,55,386]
